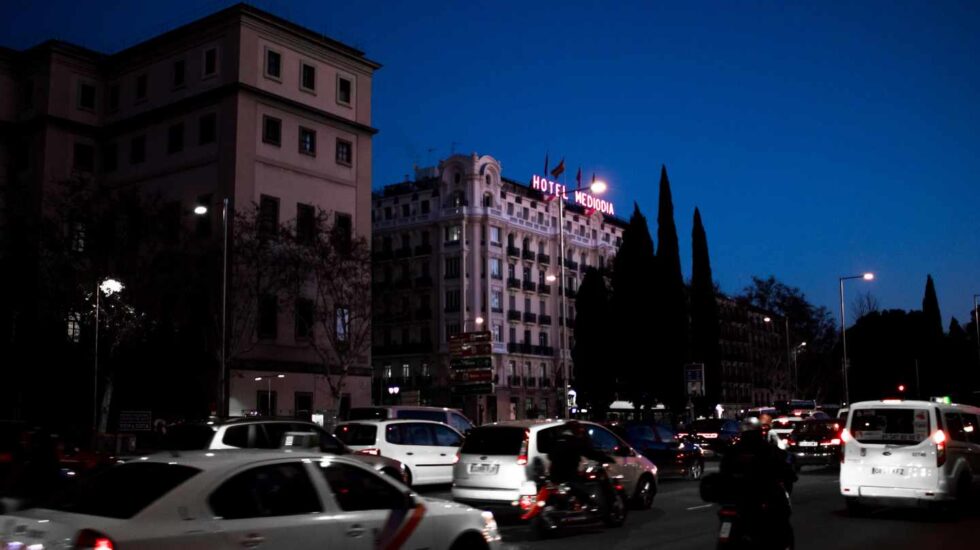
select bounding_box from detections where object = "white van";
[346,406,475,433]
[840,399,980,512]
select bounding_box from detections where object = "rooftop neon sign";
[531,174,615,216]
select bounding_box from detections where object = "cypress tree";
[655,166,689,411]
[922,275,944,341]
[690,208,721,410]
[610,203,658,412]
[573,267,614,419]
[920,274,944,396]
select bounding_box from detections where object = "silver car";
[452,420,658,510]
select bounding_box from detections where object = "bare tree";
[852,291,880,320]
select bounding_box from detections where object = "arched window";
[486,174,492,185]
[522,237,530,251]
[450,190,465,207]
[507,233,515,247]
[453,172,462,184]
[483,192,493,207]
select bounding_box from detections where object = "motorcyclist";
[719,417,796,548]
[545,422,615,510]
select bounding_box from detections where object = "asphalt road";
[418,462,980,549]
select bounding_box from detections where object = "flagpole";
[559,169,569,420]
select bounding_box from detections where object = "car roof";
[337,419,459,429]
[850,399,980,413]
[351,406,463,413]
[479,419,567,430]
[124,449,359,470]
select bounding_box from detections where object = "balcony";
[525,377,537,388]
[507,342,534,354]
[522,249,535,261]
[537,253,550,264]
[395,247,412,259]
[507,246,521,257]
[522,280,536,291]
[560,286,577,298]
[540,378,551,388]
[415,275,433,288]
[523,312,537,323]
[534,345,555,356]
[507,277,521,289]
[414,244,432,256]
[560,316,576,328]
[507,310,522,322]
[539,314,552,325]
[415,308,432,320]
[564,259,578,270]
[537,283,551,294]
[507,375,523,387]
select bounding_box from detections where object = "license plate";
[871,466,906,476]
[799,441,817,447]
[719,522,732,540]
[469,463,498,475]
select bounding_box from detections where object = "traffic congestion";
[4,397,980,549]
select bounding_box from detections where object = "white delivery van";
[840,399,980,512]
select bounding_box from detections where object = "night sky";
[3,0,978,326]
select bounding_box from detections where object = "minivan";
[840,399,980,512]
[346,406,475,433]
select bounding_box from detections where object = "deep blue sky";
[4,0,979,326]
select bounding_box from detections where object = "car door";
[430,424,464,483]
[586,424,634,487]
[387,422,437,484]
[207,461,333,550]
[314,460,429,550]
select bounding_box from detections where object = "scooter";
[700,473,794,550]
[521,459,628,538]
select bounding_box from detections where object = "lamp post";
[974,294,980,365]
[554,178,607,419]
[195,198,229,416]
[93,278,124,440]
[839,272,875,406]
[254,373,285,416]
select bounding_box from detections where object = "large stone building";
[371,153,627,424]
[0,4,378,425]
[717,295,793,411]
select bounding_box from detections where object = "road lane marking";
[686,504,713,511]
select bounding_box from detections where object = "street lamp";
[93,278,124,439]
[556,178,607,419]
[254,374,285,416]
[839,272,875,406]
[195,198,230,416]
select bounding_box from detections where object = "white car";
[0,450,501,550]
[840,399,980,512]
[770,416,804,450]
[452,420,658,511]
[334,420,464,486]
[346,406,475,434]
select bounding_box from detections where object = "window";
[421,200,430,214]
[334,423,378,446]
[296,203,315,244]
[73,143,94,172]
[203,48,217,76]
[317,462,405,512]
[167,122,184,154]
[102,143,117,173]
[265,49,282,79]
[198,113,217,144]
[491,289,502,310]
[446,322,460,338]
[490,226,501,245]
[433,424,462,447]
[259,195,280,239]
[332,213,352,253]
[445,257,460,279]
[445,289,460,312]
[135,74,147,102]
[445,225,462,243]
[588,426,623,454]
[209,463,321,519]
[335,138,352,165]
[299,127,316,156]
[258,295,278,339]
[507,203,514,216]
[263,116,282,146]
[77,82,96,111]
[401,204,410,218]
[295,298,313,339]
[107,84,119,112]
[337,76,352,104]
[300,62,316,91]
[69,222,86,252]
[490,258,502,279]
[945,413,967,442]
[492,322,502,342]
[172,59,186,88]
[387,423,435,446]
[335,307,349,342]
[539,331,548,347]
[67,312,81,343]
[222,425,250,448]
[129,135,146,164]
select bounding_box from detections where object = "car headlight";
[481,511,501,543]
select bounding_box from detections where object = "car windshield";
[43,463,200,519]
[850,408,931,446]
[347,408,388,421]
[460,427,526,455]
[163,424,216,450]
[334,423,378,446]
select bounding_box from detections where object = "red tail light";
[452,450,460,464]
[719,508,737,518]
[933,430,947,467]
[516,429,529,465]
[75,529,115,550]
[356,448,380,456]
[787,436,796,446]
[840,428,853,463]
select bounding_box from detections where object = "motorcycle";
[700,473,794,550]
[521,458,628,538]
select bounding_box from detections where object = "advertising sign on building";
[530,174,615,216]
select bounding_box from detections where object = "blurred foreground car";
[0,450,501,550]
[608,423,705,480]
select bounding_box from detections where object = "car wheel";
[402,467,413,487]
[632,475,656,509]
[687,461,705,481]
[603,491,628,527]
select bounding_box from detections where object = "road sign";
[452,368,493,384]
[449,331,493,395]
[452,383,494,395]
[449,331,491,344]
[449,342,493,357]
[118,410,152,432]
[451,357,492,370]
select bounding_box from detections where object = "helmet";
[740,417,763,432]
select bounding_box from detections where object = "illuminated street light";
[839,271,876,405]
[763,316,772,323]
[93,277,124,439]
[589,180,608,194]
[195,198,230,415]
[193,205,209,215]
[545,274,557,283]
[475,316,484,326]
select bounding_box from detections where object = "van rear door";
[847,406,938,490]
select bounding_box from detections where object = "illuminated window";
[299,127,316,156]
[67,312,81,343]
[335,306,350,342]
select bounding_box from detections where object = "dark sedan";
[609,423,705,480]
[676,419,741,456]
[787,418,842,470]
